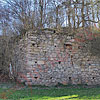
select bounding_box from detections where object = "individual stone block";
[37,61,45,64]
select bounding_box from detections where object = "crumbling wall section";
[16,29,100,86]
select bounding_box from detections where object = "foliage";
[0,36,10,75]
[0,35,19,80]
[89,37,100,58]
[81,34,100,58]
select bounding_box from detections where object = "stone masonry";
[15,29,100,86]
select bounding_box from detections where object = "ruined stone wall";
[16,29,100,86]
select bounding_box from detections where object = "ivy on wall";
[89,37,100,58]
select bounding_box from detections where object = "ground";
[0,83,100,100]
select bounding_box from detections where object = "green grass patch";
[0,84,100,100]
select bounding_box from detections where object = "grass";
[0,84,100,100]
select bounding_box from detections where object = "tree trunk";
[81,0,85,27]
[39,0,43,28]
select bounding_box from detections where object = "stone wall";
[16,29,100,86]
